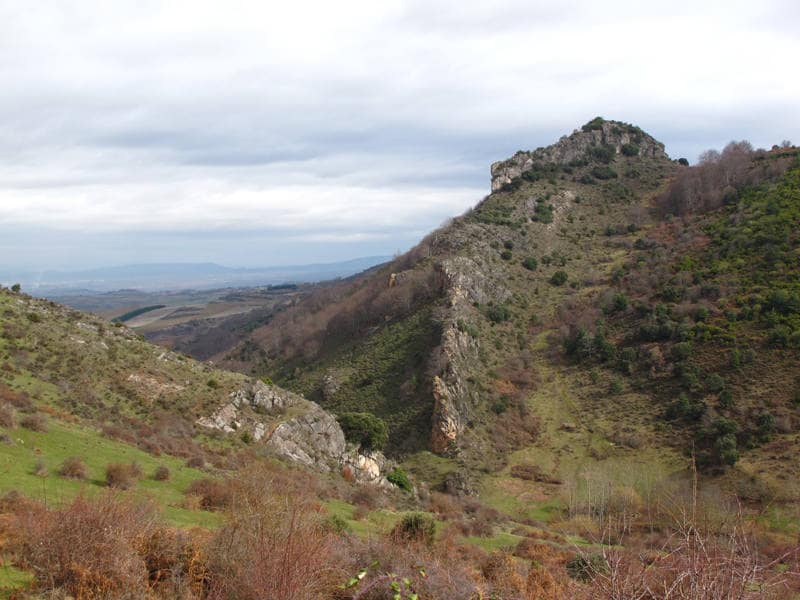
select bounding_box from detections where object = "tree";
[337,412,388,450]
[10,283,20,292]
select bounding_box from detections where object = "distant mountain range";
[0,256,391,293]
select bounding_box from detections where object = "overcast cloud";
[1,0,798,269]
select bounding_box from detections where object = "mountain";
[2,118,799,599]
[218,119,800,497]
[1,256,391,293]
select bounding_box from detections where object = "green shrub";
[549,271,568,286]
[532,202,554,223]
[484,304,511,323]
[588,145,615,164]
[591,166,618,180]
[621,143,639,157]
[337,412,389,450]
[581,117,605,132]
[386,467,412,492]
[566,553,608,582]
[392,513,436,545]
[522,256,538,271]
[500,249,513,261]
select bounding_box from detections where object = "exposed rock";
[490,119,668,191]
[197,402,240,433]
[321,371,343,402]
[265,403,345,470]
[197,380,394,485]
[442,470,477,496]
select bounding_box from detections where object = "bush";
[153,465,171,481]
[20,413,48,432]
[566,553,609,582]
[105,462,140,489]
[337,412,389,451]
[549,271,568,286]
[391,513,436,546]
[484,304,511,323]
[8,494,161,598]
[185,478,232,510]
[591,165,618,180]
[522,256,538,271]
[58,457,88,480]
[621,143,639,157]
[0,403,15,428]
[500,249,513,260]
[386,468,412,492]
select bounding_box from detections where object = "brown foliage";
[153,465,171,481]
[20,412,48,432]
[8,494,159,598]
[0,402,15,428]
[205,470,339,600]
[105,462,140,489]
[59,456,88,480]
[185,478,232,511]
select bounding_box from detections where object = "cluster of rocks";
[196,380,392,486]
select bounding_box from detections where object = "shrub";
[484,304,511,323]
[8,494,161,598]
[522,256,538,271]
[566,553,609,582]
[185,478,232,510]
[337,412,389,451]
[500,249,513,260]
[20,413,48,432]
[549,271,568,286]
[621,143,639,157]
[153,465,171,481]
[0,403,15,428]
[391,513,436,546]
[58,457,88,480]
[186,455,206,469]
[10,283,20,292]
[503,240,514,250]
[386,467,412,492]
[591,165,618,180]
[105,462,140,489]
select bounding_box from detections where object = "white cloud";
[0,0,797,267]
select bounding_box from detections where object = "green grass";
[465,531,524,552]
[0,562,33,598]
[0,419,221,528]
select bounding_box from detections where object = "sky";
[1,0,798,270]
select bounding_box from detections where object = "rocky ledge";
[197,380,392,486]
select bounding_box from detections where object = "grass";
[0,419,221,528]
[0,562,33,598]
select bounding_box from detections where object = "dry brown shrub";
[105,462,140,489]
[153,465,171,481]
[8,494,159,598]
[205,469,340,600]
[20,412,48,432]
[0,402,15,428]
[58,456,88,480]
[184,478,232,511]
[186,455,206,469]
[481,551,528,598]
[0,384,32,411]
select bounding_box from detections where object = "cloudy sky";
[1,0,798,270]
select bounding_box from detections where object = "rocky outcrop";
[197,380,393,485]
[430,259,490,455]
[490,119,668,191]
[197,380,301,440]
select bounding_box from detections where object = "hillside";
[2,120,800,599]
[218,119,800,503]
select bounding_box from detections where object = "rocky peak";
[490,117,668,191]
